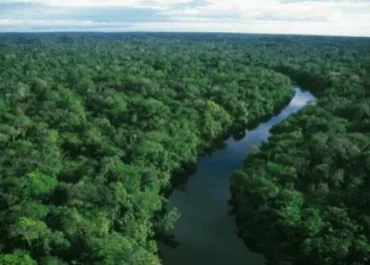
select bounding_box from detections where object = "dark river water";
[161,87,315,265]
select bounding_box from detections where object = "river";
[160,87,315,265]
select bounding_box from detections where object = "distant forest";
[0,33,369,265]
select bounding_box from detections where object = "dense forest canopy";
[0,33,369,265]
[229,36,370,264]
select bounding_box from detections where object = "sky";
[0,0,370,36]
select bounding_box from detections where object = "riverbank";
[230,68,370,264]
[160,87,315,265]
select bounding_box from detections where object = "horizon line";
[0,31,370,39]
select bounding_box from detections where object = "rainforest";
[0,33,369,265]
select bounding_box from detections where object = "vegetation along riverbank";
[0,33,369,265]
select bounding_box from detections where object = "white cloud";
[0,0,193,9]
[129,20,370,37]
[162,0,370,23]
[2,17,368,37]
[0,18,96,26]
[0,0,370,36]
[0,18,127,28]
[157,0,370,35]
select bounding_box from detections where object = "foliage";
[1,32,369,264]
[230,36,370,265]
[0,33,295,264]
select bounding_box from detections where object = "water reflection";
[160,87,315,265]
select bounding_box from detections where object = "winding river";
[161,87,315,265]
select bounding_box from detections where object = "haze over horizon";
[1,0,370,37]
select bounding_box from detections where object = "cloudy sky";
[0,0,370,36]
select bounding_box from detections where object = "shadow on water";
[159,87,316,265]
